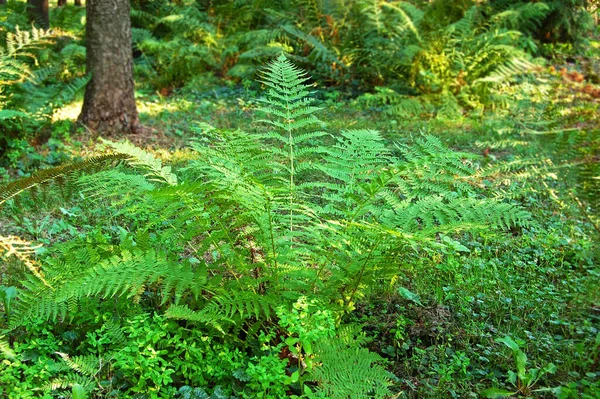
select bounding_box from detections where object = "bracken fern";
[6,55,532,396]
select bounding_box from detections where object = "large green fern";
[10,54,531,321]
[5,55,532,397]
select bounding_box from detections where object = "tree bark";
[79,0,141,135]
[26,0,49,29]
[75,0,82,6]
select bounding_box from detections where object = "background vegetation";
[0,0,599,398]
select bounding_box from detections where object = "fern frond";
[282,25,344,67]
[102,140,178,186]
[0,336,16,360]
[1,26,52,85]
[55,352,101,377]
[58,74,90,103]
[165,292,274,326]
[396,134,477,199]
[45,373,94,392]
[313,334,392,399]
[491,2,551,32]
[0,154,127,206]
[381,1,423,42]
[0,236,48,286]
[388,197,530,236]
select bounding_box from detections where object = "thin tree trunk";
[74,0,82,6]
[79,0,141,135]
[27,0,49,29]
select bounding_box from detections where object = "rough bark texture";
[27,0,49,29]
[79,0,140,135]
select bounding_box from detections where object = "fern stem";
[287,105,295,237]
[192,198,248,289]
[347,243,378,308]
[266,200,279,285]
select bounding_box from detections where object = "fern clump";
[0,25,90,164]
[5,55,531,397]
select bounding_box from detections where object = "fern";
[165,291,274,328]
[9,56,530,336]
[0,336,16,360]
[282,25,344,68]
[257,54,326,235]
[47,326,121,395]
[312,332,392,398]
[101,139,178,186]
[0,26,50,84]
[0,154,128,206]
[0,235,48,286]
[381,1,423,43]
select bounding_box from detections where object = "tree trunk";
[79,0,141,135]
[74,0,82,6]
[27,0,49,29]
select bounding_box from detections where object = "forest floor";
[2,66,599,397]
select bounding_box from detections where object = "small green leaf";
[210,386,228,399]
[305,356,314,371]
[496,336,519,352]
[520,370,534,386]
[72,384,87,399]
[285,337,299,347]
[541,362,557,375]
[398,287,423,306]
[303,340,312,355]
[440,234,471,252]
[508,370,517,385]
[545,386,573,399]
[481,387,517,398]
[290,370,300,383]
[4,287,17,301]
[516,351,528,377]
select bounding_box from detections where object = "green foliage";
[0,26,51,157]
[0,2,598,398]
[0,21,89,166]
[131,2,221,89]
[485,0,596,51]
[482,336,557,398]
[126,0,571,115]
[0,55,537,398]
[0,154,128,207]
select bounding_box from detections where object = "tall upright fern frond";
[258,54,326,234]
